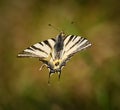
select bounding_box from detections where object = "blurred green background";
[0,0,120,110]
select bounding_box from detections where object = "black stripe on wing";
[68,37,85,51]
[17,51,41,58]
[51,38,56,42]
[31,45,48,54]
[43,40,52,49]
[27,47,34,51]
[72,36,77,41]
[65,35,74,46]
[39,42,44,46]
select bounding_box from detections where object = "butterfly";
[17,32,91,83]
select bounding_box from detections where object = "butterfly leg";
[58,71,61,81]
[48,72,53,84]
[48,72,51,84]
[39,64,46,71]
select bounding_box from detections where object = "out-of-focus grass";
[0,0,120,110]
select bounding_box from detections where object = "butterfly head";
[49,59,62,73]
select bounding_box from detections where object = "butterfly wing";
[17,38,56,59]
[60,35,91,68]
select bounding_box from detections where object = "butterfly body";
[18,32,91,83]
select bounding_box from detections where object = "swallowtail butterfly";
[18,32,91,83]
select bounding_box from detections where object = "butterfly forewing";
[17,38,56,59]
[60,35,91,67]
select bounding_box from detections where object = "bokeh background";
[0,0,120,110]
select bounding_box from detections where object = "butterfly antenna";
[71,21,75,24]
[48,24,62,33]
[70,21,81,25]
